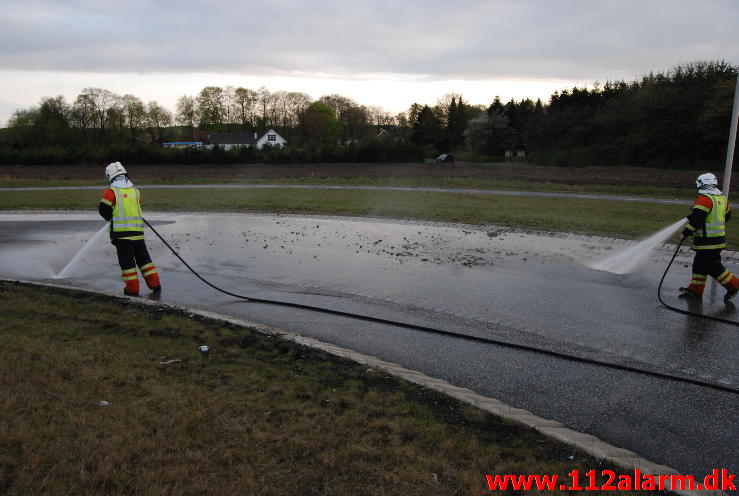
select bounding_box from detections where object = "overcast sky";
[1,0,737,125]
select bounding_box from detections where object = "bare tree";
[396,111,409,128]
[233,87,257,130]
[367,105,394,127]
[106,101,126,141]
[256,86,273,129]
[146,101,172,139]
[320,94,357,121]
[110,95,128,132]
[119,95,147,142]
[222,86,236,127]
[285,92,312,127]
[269,90,291,132]
[78,87,117,143]
[71,91,97,143]
[197,86,225,129]
[175,95,198,134]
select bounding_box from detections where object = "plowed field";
[0,162,724,190]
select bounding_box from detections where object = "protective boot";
[139,262,161,292]
[122,268,140,296]
[679,274,706,297]
[717,269,739,300]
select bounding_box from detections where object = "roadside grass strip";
[0,282,667,496]
[0,175,695,200]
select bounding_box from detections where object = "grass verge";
[0,187,712,247]
[0,175,695,200]
[0,281,652,495]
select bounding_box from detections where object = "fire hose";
[143,218,738,394]
[657,236,739,326]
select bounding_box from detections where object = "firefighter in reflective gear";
[679,172,739,300]
[99,162,161,296]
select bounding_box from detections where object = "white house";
[206,129,287,150]
[256,129,287,148]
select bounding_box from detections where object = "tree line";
[1,86,402,148]
[1,60,737,168]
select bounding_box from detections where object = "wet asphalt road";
[1,211,736,477]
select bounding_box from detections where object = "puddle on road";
[0,211,688,285]
[0,213,684,275]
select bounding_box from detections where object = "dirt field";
[0,162,729,190]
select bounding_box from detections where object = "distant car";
[436,154,455,163]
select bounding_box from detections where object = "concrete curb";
[2,278,728,496]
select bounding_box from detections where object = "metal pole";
[722,72,739,198]
[708,73,739,297]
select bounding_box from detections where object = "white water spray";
[54,224,108,279]
[589,219,686,274]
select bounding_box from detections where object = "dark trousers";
[692,249,726,278]
[113,239,153,271]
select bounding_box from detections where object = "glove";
[681,228,693,238]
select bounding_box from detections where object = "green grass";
[0,282,656,495]
[0,175,695,200]
[0,186,708,247]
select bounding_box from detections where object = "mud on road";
[0,162,721,190]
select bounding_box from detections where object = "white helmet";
[105,162,127,182]
[696,173,718,190]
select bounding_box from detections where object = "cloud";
[1,0,737,82]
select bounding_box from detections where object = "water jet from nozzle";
[589,218,685,274]
[54,223,108,279]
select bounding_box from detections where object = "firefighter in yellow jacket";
[680,172,739,300]
[99,162,161,296]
